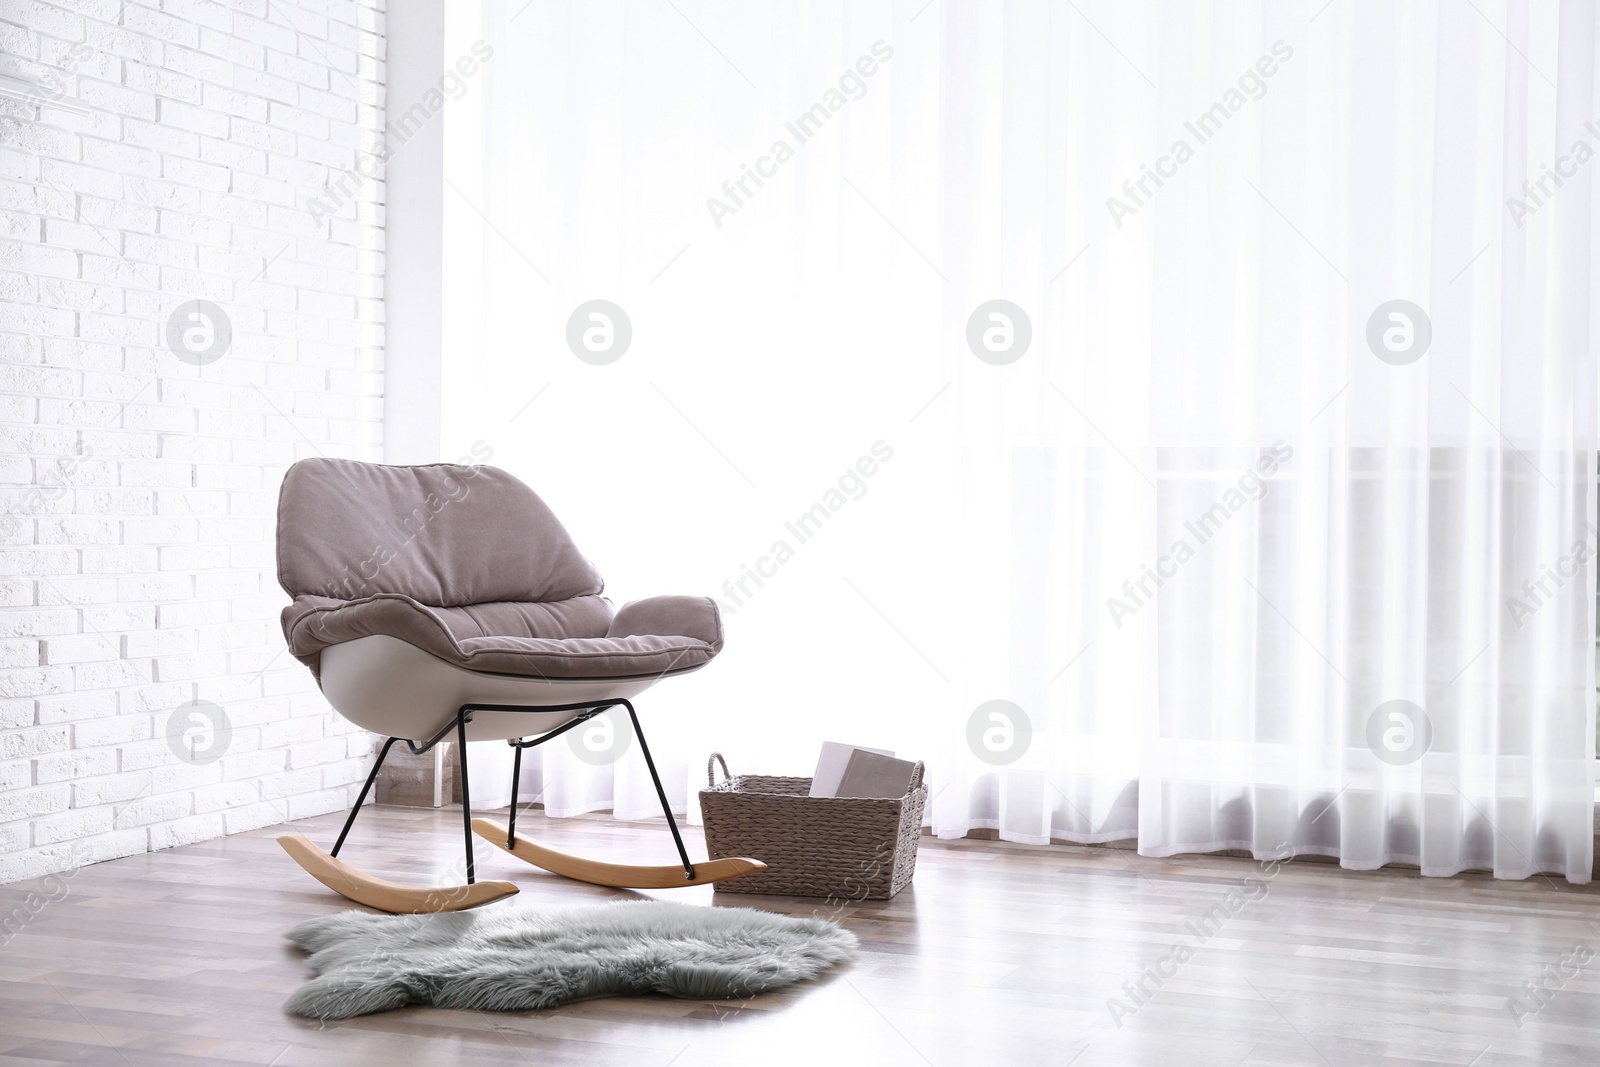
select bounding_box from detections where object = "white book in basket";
[808,741,893,798]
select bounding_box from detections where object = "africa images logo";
[1106,40,1294,227]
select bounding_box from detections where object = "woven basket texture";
[699,753,926,899]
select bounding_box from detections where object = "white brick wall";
[0,0,386,884]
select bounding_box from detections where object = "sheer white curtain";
[1113,1,1599,880]
[439,1,1597,881]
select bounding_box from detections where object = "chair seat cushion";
[283,593,723,682]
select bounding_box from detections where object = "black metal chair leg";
[497,706,610,848]
[456,708,476,884]
[624,700,696,881]
[506,740,523,848]
[331,736,399,857]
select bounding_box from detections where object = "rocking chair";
[273,457,763,912]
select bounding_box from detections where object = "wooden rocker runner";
[271,458,763,912]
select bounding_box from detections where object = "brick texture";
[0,0,386,883]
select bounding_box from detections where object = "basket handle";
[707,752,731,787]
[910,760,925,792]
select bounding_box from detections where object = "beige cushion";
[276,459,723,682]
[283,593,721,681]
[277,458,604,606]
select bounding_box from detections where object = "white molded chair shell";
[320,634,682,743]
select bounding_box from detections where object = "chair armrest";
[606,595,724,652]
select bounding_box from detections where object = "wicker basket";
[699,752,927,899]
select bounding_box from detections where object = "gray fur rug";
[284,899,858,1019]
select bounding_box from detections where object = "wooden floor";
[3,806,1600,1066]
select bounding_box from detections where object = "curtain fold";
[443,0,1597,881]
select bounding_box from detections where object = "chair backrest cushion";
[276,458,604,607]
